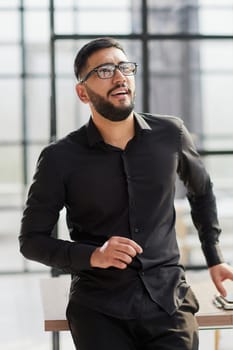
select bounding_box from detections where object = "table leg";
[52,331,60,350]
[214,329,220,350]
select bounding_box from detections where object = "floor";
[0,273,233,350]
[0,273,74,350]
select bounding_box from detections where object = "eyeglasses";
[80,62,138,83]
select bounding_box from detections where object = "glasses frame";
[79,62,138,83]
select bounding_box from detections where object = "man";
[19,37,233,350]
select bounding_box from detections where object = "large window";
[0,0,233,273]
[0,0,50,273]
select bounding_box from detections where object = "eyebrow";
[93,61,129,68]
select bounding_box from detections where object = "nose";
[112,67,126,84]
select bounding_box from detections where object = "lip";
[110,88,129,97]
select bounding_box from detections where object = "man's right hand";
[90,236,143,269]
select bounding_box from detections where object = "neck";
[92,112,135,150]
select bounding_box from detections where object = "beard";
[85,84,135,122]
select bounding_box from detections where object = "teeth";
[112,90,127,95]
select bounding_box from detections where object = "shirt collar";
[134,112,152,131]
[86,117,103,147]
[86,112,152,147]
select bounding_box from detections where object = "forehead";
[86,47,128,69]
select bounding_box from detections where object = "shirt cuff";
[69,242,97,272]
[202,243,225,267]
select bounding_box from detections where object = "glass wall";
[0,0,50,272]
[0,0,233,273]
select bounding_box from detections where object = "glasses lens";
[95,62,137,80]
[119,62,136,75]
[97,65,115,79]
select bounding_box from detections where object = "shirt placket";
[121,151,140,239]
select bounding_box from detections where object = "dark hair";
[74,37,126,81]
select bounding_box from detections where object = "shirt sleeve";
[19,146,96,273]
[177,123,224,267]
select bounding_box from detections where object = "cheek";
[91,81,110,97]
[128,78,136,94]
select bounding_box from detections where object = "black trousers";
[66,288,199,350]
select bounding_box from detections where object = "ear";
[75,83,90,104]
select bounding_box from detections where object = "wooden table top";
[40,271,233,332]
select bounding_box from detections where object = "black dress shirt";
[19,113,224,317]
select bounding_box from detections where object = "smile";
[110,88,129,97]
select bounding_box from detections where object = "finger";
[114,251,133,265]
[215,280,227,297]
[115,243,138,258]
[98,244,133,266]
[115,237,143,254]
[108,237,142,257]
[109,258,127,269]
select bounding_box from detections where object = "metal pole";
[52,332,60,350]
[20,0,29,272]
[49,0,57,143]
[49,2,60,348]
[142,0,149,113]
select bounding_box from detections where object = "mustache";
[107,83,131,97]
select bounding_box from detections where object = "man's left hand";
[209,262,233,296]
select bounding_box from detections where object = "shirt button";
[140,271,145,276]
[134,228,139,233]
